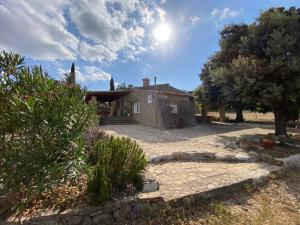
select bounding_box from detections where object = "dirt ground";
[208,111,274,123]
[144,169,300,225]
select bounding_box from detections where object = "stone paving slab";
[148,162,280,200]
[101,123,274,160]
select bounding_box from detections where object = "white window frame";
[133,101,140,113]
[147,95,153,104]
[170,104,178,114]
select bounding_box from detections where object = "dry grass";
[208,111,274,122]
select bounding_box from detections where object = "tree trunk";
[274,107,287,136]
[219,104,226,122]
[235,107,244,122]
[201,103,208,122]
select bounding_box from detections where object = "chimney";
[143,78,150,88]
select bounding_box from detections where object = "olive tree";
[240,7,300,136]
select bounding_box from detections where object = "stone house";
[86,78,196,129]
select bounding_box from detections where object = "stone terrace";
[101,123,282,200]
[101,123,275,160]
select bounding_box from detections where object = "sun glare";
[153,24,171,42]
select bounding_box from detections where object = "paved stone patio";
[101,123,283,201]
[101,123,274,160]
[148,162,279,200]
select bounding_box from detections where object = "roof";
[85,90,131,102]
[137,83,186,94]
[136,83,193,97]
[157,90,194,97]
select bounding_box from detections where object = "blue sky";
[0,0,299,91]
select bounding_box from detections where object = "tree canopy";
[200,7,300,136]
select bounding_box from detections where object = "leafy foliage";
[87,137,147,204]
[0,51,97,208]
[200,7,300,135]
[199,59,223,110]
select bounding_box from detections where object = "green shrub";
[0,51,97,208]
[87,137,147,204]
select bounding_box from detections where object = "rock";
[282,154,300,169]
[141,171,159,193]
[249,151,259,157]
[172,152,191,160]
[82,216,93,225]
[234,152,254,162]
[274,140,281,145]
[113,210,120,220]
[215,153,235,162]
[224,141,239,149]
[192,152,215,159]
[142,181,159,193]
[239,141,253,150]
[149,154,173,163]
[30,220,59,225]
[120,203,130,217]
[92,214,112,224]
[66,216,82,225]
[260,154,273,162]
[272,159,283,166]
[90,210,103,217]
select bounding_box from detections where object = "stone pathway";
[148,162,280,200]
[101,124,282,202]
[101,123,274,160]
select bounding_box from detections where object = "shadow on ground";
[101,122,275,144]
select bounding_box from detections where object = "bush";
[85,126,109,151]
[0,51,97,208]
[87,137,147,204]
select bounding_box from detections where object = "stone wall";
[120,90,158,128]
[157,93,197,129]
[116,90,196,129]
[4,193,164,225]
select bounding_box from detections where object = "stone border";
[4,192,165,225]
[148,151,259,164]
[140,170,159,193]
[275,154,300,169]
[169,164,286,207]
[4,164,285,225]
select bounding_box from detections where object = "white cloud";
[211,7,242,20]
[77,66,111,82]
[0,0,78,61]
[189,16,200,24]
[78,41,117,63]
[58,65,111,83]
[0,0,166,63]
[69,0,160,62]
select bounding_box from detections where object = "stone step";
[100,116,137,125]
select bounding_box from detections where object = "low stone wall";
[4,192,164,225]
[148,151,259,164]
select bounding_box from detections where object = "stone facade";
[114,89,196,129]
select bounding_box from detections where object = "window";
[134,101,140,113]
[148,95,153,104]
[170,104,177,114]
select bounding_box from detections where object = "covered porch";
[85,90,132,117]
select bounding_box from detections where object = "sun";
[153,24,171,42]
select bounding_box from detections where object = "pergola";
[85,90,131,103]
